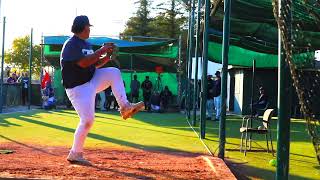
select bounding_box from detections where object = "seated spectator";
[160,86,173,111]
[252,86,268,116]
[7,73,17,84]
[42,82,56,110]
[150,92,161,113]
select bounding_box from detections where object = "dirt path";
[0,143,235,179]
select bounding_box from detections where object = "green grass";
[0,110,319,179]
[0,110,207,154]
[193,116,320,180]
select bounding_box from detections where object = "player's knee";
[80,119,94,130]
[84,121,93,129]
[110,67,121,76]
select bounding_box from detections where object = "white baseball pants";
[66,67,128,153]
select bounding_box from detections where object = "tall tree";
[122,0,153,38]
[4,35,41,76]
[151,0,188,38]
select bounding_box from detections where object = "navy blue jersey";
[60,35,95,89]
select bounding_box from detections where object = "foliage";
[121,0,188,39]
[4,35,41,76]
[151,0,188,39]
[121,0,154,38]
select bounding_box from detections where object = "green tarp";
[208,0,319,68]
[44,36,179,72]
[209,41,314,68]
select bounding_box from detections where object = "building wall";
[233,70,244,114]
[230,68,278,115]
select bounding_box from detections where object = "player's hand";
[95,55,111,68]
[100,55,111,64]
[96,43,115,56]
[103,42,116,54]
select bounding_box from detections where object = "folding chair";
[240,109,275,156]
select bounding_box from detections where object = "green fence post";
[188,0,195,125]
[40,34,44,107]
[250,60,256,115]
[185,6,191,119]
[276,0,292,179]
[218,0,231,159]
[177,35,182,104]
[0,17,5,113]
[28,28,33,110]
[200,0,210,139]
[187,0,196,120]
[192,0,202,126]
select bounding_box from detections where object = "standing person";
[130,74,140,103]
[20,72,29,105]
[105,87,112,111]
[141,76,153,111]
[61,15,144,164]
[98,90,106,111]
[160,85,173,111]
[206,75,215,120]
[213,71,221,121]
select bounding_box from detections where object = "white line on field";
[202,156,217,173]
[186,119,213,156]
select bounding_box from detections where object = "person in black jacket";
[160,86,173,111]
[213,71,221,121]
[206,75,215,120]
[141,76,153,111]
[252,86,268,116]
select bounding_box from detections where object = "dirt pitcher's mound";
[0,143,235,179]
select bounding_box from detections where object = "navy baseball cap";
[73,15,92,27]
[71,15,92,33]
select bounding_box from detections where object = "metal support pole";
[276,0,292,179]
[130,36,133,101]
[192,0,202,126]
[200,0,210,139]
[0,16,5,113]
[185,8,191,119]
[187,0,196,121]
[28,28,33,110]
[40,34,44,107]
[218,0,231,159]
[250,60,256,115]
[177,35,182,104]
[40,34,44,84]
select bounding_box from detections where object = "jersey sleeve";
[60,40,85,62]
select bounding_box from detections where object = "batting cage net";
[272,0,320,164]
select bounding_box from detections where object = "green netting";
[210,20,320,51]
[122,72,178,96]
[44,43,178,59]
[46,54,177,73]
[53,69,66,104]
[208,41,314,68]
[208,0,320,68]
[119,45,178,59]
[44,39,178,72]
